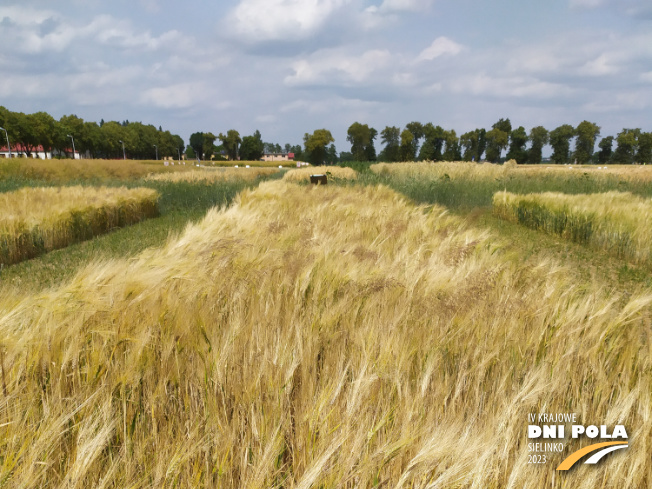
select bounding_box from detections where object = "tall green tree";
[203,132,218,160]
[240,130,265,160]
[218,130,241,161]
[29,112,56,157]
[460,130,478,161]
[506,126,528,164]
[485,129,509,162]
[288,144,303,161]
[493,118,512,134]
[189,132,204,160]
[99,121,128,158]
[57,114,86,157]
[303,129,334,165]
[347,122,376,161]
[597,136,614,164]
[573,121,600,164]
[460,128,486,162]
[442,130,461,161]
[380,126,400,162]
[485,118,512,162]
[326,144,338,164]
[365,128,378,161]
[613,129,639,164]
[11,112,40,157]
[477,128,487,162]
[405,121,424,159]
[528,126,549,164]
[549,124,576,164]
[635,132,652,164]
[80,121,102,158]
[418,123,446,161]
[399,129,415,161]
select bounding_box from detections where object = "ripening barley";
[283,165,357,182]
[0,181,649,488]
[493,190,652,264]
[146,167,280,183]
[0,186,159,265]
[0,158,193,181]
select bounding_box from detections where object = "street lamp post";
[153,144,158,160]
[0,127,11,158]
[119,140,126,160]
[67,134,76,160]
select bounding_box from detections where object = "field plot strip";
[0,181,649,487]
[0,186,158,265]
[146,167,281,183]
[493,190,652,265]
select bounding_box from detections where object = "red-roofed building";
[261,152,294,162]
[0,145,81,159]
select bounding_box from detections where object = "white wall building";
[0,145,81,159]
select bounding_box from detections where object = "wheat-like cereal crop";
[0,159,192,182]
[369,161,652,208]
[283,165,357,182]
[145,167,280,183]
[208,160,297,168]
[493,190,652,264]
[0,180,649,487]
[0,186,159,265]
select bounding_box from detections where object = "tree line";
[343,119,652,165]
[0,107,184,160]
[186,129,338,165]
[3,106,649,166]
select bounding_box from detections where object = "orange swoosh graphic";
[556,442,628,471]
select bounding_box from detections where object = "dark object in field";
[310,174,327,185]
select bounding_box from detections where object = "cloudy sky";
[1,0,651,151]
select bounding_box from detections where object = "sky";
[1,0,651,152]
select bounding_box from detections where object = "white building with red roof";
[0,145,80,159]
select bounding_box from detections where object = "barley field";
[0,186,158,266]
[0,179,649,488]
[493,190,652,264]
[146,167,281,183]
[283,165,357,183]
[209,160,297,168]
[368,161,652,208]
[0,159,194,183]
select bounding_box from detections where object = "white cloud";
[417,37,464,61]
[0,6,58,24]
[285,49,392,86]
[90,16,184,51]
[141,82,209,109]
[70,65,144,91]
[569,0,652,17]
[375,0,435,13]
[0,74,55,98]
[0,8,186,55]
[280,96,378,114]
[255,114,278,124]
[569,0,605,8]
[139,0,161,13]
[0,65,145,105]
[578,54,619,76]
[582,89,652,112]
[450,73,574,99]
[641,72,652,83]
[226,0,351,42]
